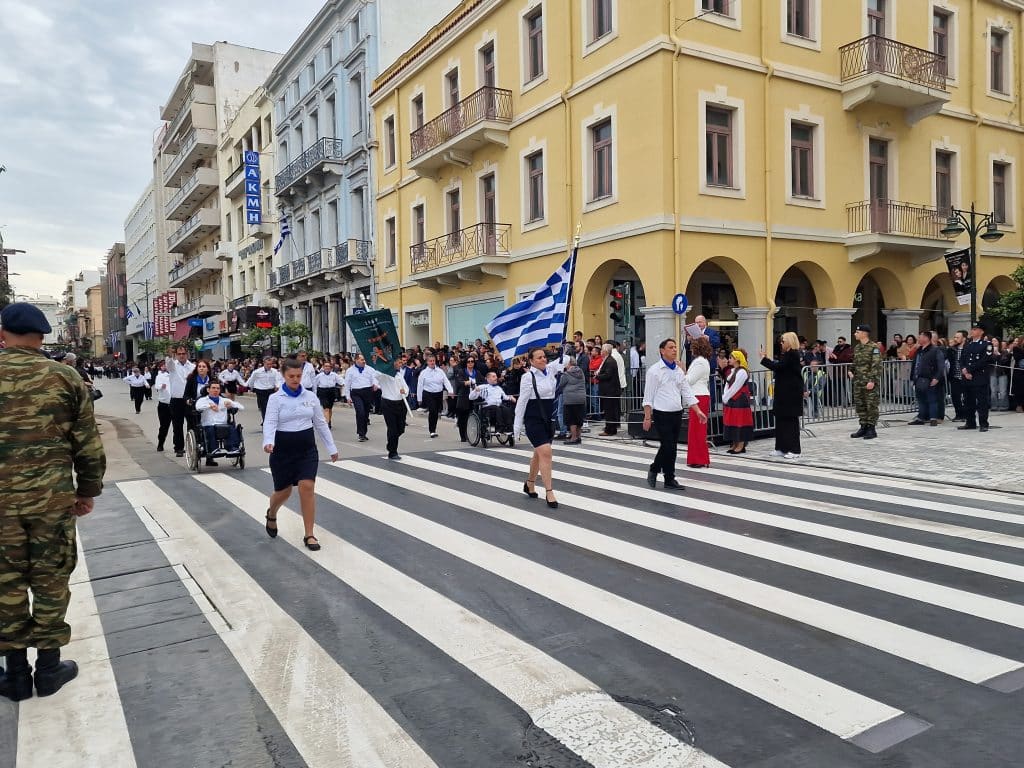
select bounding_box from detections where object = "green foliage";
[137,338,174,358]
[239,322,312,354]
[987,265,1024,336]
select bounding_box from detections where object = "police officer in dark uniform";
[958,322,995,432]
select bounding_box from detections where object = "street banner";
[944,247,972,306]
[344,308,401,373]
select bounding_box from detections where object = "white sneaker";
[430,432,438,438]
[782,452,801,460]
[769,450,784,457]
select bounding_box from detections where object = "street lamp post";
[130,279,153,360]
[940,204,1004,326]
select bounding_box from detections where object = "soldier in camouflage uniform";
[849,323,882,440]
[0,303,106,701]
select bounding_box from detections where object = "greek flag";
[143,322,155,341]
[125,305,134,320]
[486,248,577,361]
[273,214,291,255]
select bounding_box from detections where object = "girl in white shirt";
[263,359,339,550]
[721,349,754,454]
[313,361,342,428]
[513,348,559,509]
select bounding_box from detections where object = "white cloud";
[0,0,325,296]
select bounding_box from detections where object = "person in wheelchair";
[194,381,244,467]
[469,371,516,434]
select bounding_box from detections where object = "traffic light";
[609,286,624,324]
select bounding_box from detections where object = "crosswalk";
[5,441,1024,767]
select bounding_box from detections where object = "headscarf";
[730,349,749,371]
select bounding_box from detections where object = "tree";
[239,322,312,355]
[986,265,1024,336]
[0,277,11,311]
[137,338,174,360]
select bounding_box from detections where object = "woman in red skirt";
[722,349,754,454]
[685,335,713,467]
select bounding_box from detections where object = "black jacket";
[911,344,943,381]
[454,366,481,410]
[595,356,621,396]
[760,350,804,419]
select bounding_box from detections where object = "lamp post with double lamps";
[940,204,1004,326]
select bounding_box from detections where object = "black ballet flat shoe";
[265,510,278,539]
[523,482,539,498]
[545,490,558,509]
[303,535,321,552]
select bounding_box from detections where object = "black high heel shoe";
[545,489,558,509]
[265,510,278,538]
[523,482,539,499]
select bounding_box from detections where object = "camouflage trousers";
[853,382,880,427]
[0,508,77,652]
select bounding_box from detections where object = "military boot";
[863,425,878,440]
[0,649,33,702]
[34,649,77,698]
[850,424,867,438]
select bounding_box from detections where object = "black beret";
[855,324,871,333]
[0,302,52,335]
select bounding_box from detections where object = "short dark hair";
[658,338,675,350]
[280,358,304,374]
[527,347,546,361]
[920,330,934,341]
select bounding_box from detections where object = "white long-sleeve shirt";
[378,371,408,402]
[195,395,243,426]
[643,359,699,412]
[721,368,750,403]
[124,374,148,387]
[417,366,453,399]
[470,382,512,408]
[246,366,283,391]
[154,371,172,404]
[262,387,337,454]
[164,356,195,398]
[344,365,379,391]
[314,371,341,389]
[301,361,316,389]
[685,356,711,397]
[513,368,557,436]
[218,368,242,384]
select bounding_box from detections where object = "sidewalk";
[735,411,1024,494]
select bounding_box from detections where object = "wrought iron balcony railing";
[230,295,252,309]
[410,223,510,274]
[847,200,950,239]
[839,35,947,90]
[336,239,370,265]
[275,137,344,192]
[410,86,513,159]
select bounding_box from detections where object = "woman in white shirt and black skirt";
[513,347,559,509]
[263,359,339,551]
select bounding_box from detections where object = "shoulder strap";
[531,371,541,400]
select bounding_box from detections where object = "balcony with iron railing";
[224,163,247,199]
[839,35,949,123]
[171,294,223,320]
[163,127,218,187]
[166,208,220,254]
[168,249,222,289]
[846,199,953,261]
[230,294,253,309]
[165,166,219,220]
[162,84,215,153]
[275,137,344,197]
[410,223,511,287]
[267,243,372,296]
[409,86,513,174]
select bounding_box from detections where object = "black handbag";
[91,388,104,401]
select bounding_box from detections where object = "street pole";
[940,203,1004,327]
[131,278,153,361]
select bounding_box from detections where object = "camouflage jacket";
[0,347,106,512]
[852,340,882,384]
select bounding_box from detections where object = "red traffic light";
[609,300,623,311]
[609,288,624,300]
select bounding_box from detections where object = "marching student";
[165,345,196,457]
[314,360,342,428]
[194,381,244,467]
[344,353,379,442]
[153,362,172,452]
[263,358,338,551]
[245,356,283,425]
[217,361,243,395]
[416,354,454,438]
[470,370,516,434]
[514,348,559,509]
[123,366,148,414]
[379,357,410,460]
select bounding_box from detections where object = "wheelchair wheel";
[466,411,482,446]
[185,429,201,473]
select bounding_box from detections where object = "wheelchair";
[466,402,515,448]
[184,407,246,473]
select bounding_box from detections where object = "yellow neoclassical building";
[369,0,1024,354]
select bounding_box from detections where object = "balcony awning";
[199,339,230,352]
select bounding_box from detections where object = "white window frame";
[409,86,426,132]
[442,178,464,235]
[930,138,961,213]
[519,0,549,94]
[582,0,618,56]
[861,0,895,38]
[349,74,364,136]
[384,212,397,271]
[989,151,1016,229]
[442,61,462,109]
[861,129,899,203]
[381,110,397,171]
[986,21,1014,101]
[410,196,427,250]
[930,1,958,85]
[699,88,746,199]
[475,32,499,90]
[519,138,549,232]
[780,0,821,52]
[581,104,618,212]
[476,162,501,227]
[784,107,826,209]
[695,0,741,31]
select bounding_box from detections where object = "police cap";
[971,322,986,331]
[855,324,871,333]
[0,302,52,335]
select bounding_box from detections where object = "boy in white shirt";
[469,371,516,434]
[194,381,244,465]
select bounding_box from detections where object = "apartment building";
[124,181,158,354]
[101,243,127,357]
[59,269,103,352]
[265,0,452,354]
[370,0,1024,354]
[159,42,280,347]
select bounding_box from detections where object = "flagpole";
[561,223,582,343]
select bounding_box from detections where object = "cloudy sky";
[0,0,325,297]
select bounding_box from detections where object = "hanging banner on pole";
[944,248,972,306]
[344,308,401,373]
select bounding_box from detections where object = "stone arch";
[984,274,1017,300]
[773,261,837,339]
[682,255,758,312]
[920,270,959,337]
[576,258,651,341]
[779,260,837,308]
[853,265,908,309]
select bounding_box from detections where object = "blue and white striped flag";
[143,321,155,341]
[273,214,291,255]
[486,247,577,361]
[125,305,134,320]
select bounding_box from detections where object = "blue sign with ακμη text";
[243,152,261,225]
